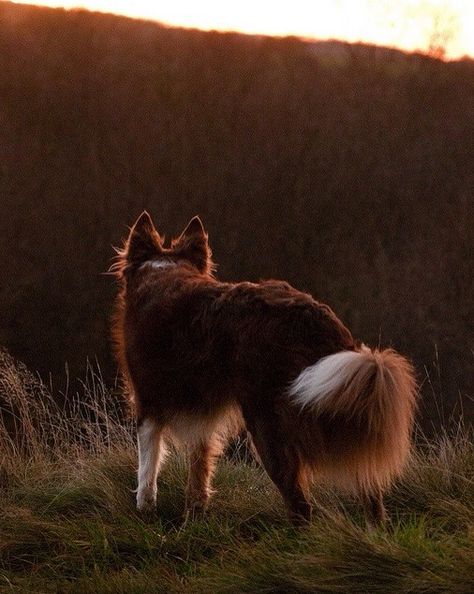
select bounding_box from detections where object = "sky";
[12,0,474,59]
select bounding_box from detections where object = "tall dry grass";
[0,348,132,465]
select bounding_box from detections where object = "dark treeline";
[0,2,473,426]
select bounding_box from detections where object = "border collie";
[112,212,417,525]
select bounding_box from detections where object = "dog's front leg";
[136,418,166,513]
[185,437,223,517]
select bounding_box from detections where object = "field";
[1,350,473,593]
[0,2,473,427]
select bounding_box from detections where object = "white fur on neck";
[140,259,176,271]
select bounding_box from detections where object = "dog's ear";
[172,216,213,274]
[126,211,163,265]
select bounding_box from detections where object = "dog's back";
[113,213,417,525]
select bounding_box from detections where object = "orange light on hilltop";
[11,0,474,59]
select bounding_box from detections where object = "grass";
[1,349,473,593]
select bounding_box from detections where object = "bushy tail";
[288,347,418,492]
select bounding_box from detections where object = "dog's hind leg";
[185,435,223,516]
[136,417,166,513]
[361,488,387,528]
[245,412,311,525]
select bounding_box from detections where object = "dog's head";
[112,212,214,279]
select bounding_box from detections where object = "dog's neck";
[139,259,177,271]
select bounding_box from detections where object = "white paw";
[136,487,157,513]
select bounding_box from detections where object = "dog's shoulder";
[209,278,332,323]
[215,278,317,310]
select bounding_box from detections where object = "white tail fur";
[288,350,369,410]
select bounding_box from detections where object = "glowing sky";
[12,0,474,59]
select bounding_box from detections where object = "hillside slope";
[0,1,473,423]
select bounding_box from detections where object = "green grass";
[1,350,473,593]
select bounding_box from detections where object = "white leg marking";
[136,418,166,512]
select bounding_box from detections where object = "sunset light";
[12,0,474,59]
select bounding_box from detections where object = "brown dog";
[112,212,417,525]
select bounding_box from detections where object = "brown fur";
[112,212,418,525]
